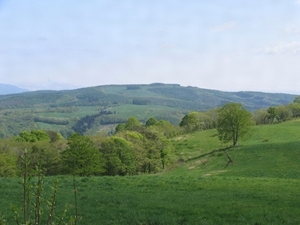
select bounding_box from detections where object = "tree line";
[253,97,300,125]
[0,117,177,177]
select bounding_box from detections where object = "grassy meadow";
[1,120,300,224]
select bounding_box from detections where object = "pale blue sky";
[1,0,300,94]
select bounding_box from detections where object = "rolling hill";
[0,83,297,138]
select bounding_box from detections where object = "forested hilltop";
[0,83,296,138]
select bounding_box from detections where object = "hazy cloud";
[210,21,236,32]
[265,42,300,54]
[38,37,48,41]
[160,43,177,49]
[285,28,300,34]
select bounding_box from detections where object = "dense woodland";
[0,95,299,178]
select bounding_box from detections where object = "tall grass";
[2,175,300,224]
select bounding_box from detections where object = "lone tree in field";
[217,103,252,147]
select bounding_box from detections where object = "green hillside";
[0,83,296,137]
[1,120,300,224]
[171,119,300,178]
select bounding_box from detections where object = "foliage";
[179,112,199,132]
[254,103,300,125]
[0,137,67,177]
[266,106,278,123]
[179,110,218,133]
[114,122,175,173]
[46,130,64,143]
[15,130,50,143]
[72,110,122,134]
[114,123,126,133]
[72,114,99,134]
[145,117,159,127]
[217,103,253,146]
[124,117,141,130]
[24,143,62,176]
[61,133,105,176]
[0,114,178,177]
[288,103,300,118]
[118,131,149,173]
[253,108,269,125]
[153,120,179,138]
[0,154,18,177]
[99,137,135,176]
[276,104,292,122]
[138,127,174,172]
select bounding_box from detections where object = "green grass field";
[1,120,300,224]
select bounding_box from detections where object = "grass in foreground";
[1,175,300,224]
[1,120,300,224]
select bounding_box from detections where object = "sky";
[1,0,300,94]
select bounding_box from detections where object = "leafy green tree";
[61,133,105,176]
[0,153,18,177]
[115,123,126,133]
[115,125,174,173]
[28,144,62,176]
[145,117,159,127]
[288,103,300,118]
[15,130,50,143]
[125,117,141,130]
[197,111,217,130]
[46,130,63,143]
[117,131,149,173]
[100,137,135,176]
[180,111,218,133]
[205,109,219,129]
[147,119,178,138]
[140,128,173,172]
[276,105,292,122]
[267,106,279,123]
[253,108,269,125]
[217,103,253,147]
[156,135,173,169]
[179,112,199,132]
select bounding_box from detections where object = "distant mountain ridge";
[0,83,29,95]
[0,83,297,138]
